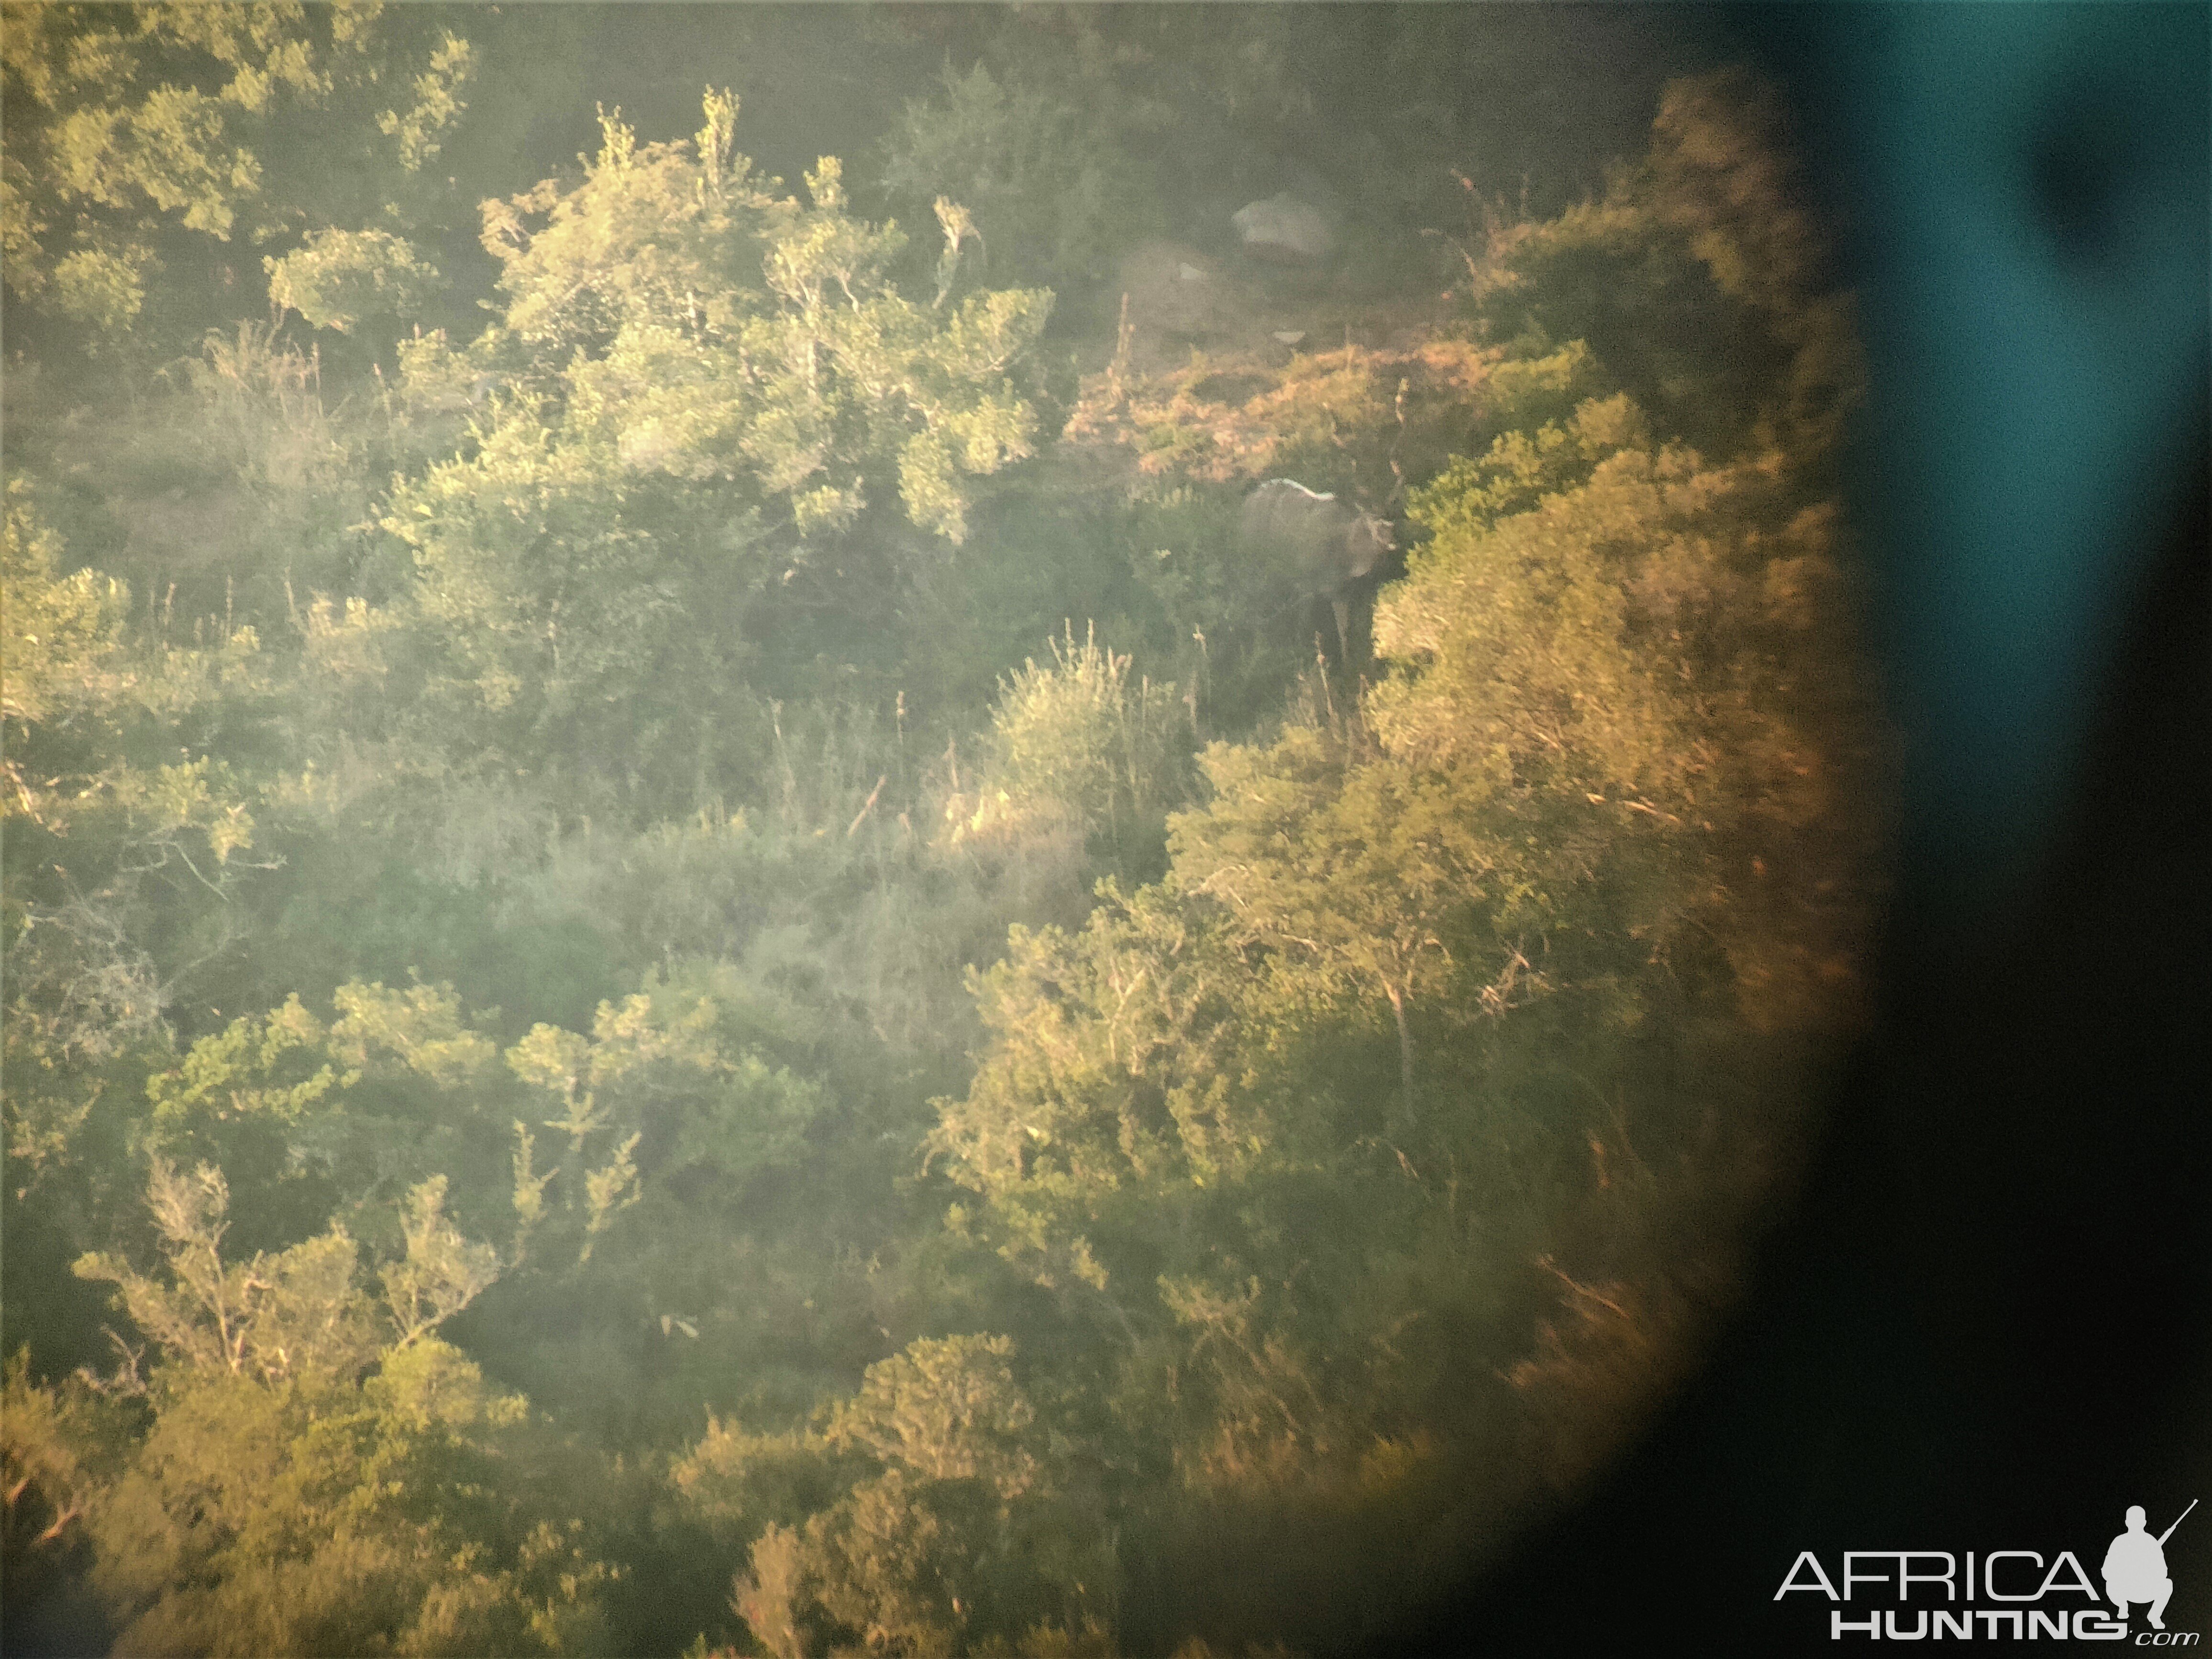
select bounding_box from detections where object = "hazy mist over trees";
[3,8,1880,1654]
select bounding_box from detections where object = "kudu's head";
[1342,509,1394,582]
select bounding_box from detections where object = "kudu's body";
[1237,478,1395,663]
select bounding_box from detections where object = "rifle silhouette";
[2157,1498,2198,1547]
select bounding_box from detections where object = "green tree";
[3,1152,618,1658]
[688,1334,1107,1657]
[880,60,1157,288]
[468,95,1052,543]
[1375,416,1868,1033]
[381,94,1055,794]
[1469,66,1858,465]
[264,226,445,334]
[1171,723,1535,1112]
[2,486,282,1199]
[1,2,474,348]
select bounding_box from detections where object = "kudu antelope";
[1237,478,1396,664]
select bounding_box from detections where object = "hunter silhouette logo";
[2107,1500,2195,1632]
[1776,1498,2201,1642]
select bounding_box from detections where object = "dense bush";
[6,18,1873,1653]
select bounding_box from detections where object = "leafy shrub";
[265,228,445,333]
[954,623,1194,877]
[880,63,1156,289]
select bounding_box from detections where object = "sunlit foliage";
[1,3,473,347]
[5,16,1873,1653]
